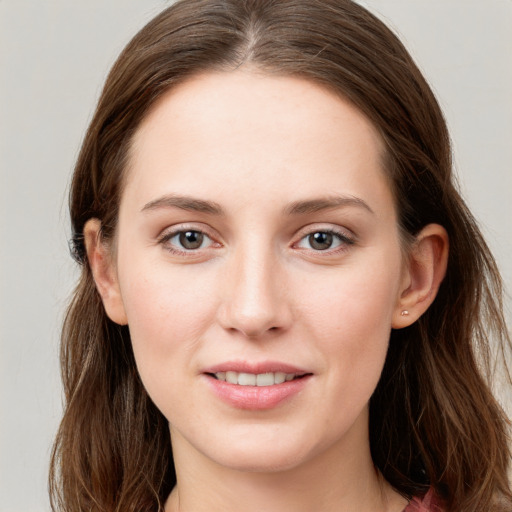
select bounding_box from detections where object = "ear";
[83,219,128,325]
[392,224,449,328]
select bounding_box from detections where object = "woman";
[50,1,512,511]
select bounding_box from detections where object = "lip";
[202,360,312,410]
[202,360,309,375]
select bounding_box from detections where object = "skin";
[85,70,448,512]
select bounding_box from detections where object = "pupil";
[310,232,332,250]
[179,231,203,249]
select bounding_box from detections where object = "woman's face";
[110,70,410,472]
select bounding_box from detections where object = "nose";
[217,246,292,339]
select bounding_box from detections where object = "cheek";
[117,260,218,377]
[303,257,400,327]
[298,253,402,382]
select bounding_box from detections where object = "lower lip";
[204,375,311,410]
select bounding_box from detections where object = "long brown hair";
[50,1,512,510]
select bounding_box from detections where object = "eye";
[296,230,354,252]
[160,229,215,252]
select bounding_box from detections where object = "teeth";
[225,371,238,384]
[215,371,297,386]
[256,372,274,386]
[238,372,256,386]
[274,372,286,384]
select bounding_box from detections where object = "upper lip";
[202,360,310,375]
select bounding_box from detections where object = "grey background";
[1,1,510,510]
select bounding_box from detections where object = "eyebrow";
[140,193,374,216]
[284,195,374,215]
[141,194,224,215]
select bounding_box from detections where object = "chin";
[188,423,326,474]
[212,445,311,474]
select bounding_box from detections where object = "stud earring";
[401,310,409,316]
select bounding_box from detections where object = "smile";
[212,371,302,386]
[204,365,312,410]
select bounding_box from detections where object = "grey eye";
[165,230,212,250]
[298,231,342,251]
[307,232,334,250]
[308,232,333,251]
[178,231,204,249]
[298,231,353,251]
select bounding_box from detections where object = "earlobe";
[83,219,128,325]
[392,224,449,329]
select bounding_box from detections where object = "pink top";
[403,488,442,511]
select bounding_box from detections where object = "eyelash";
[157,225,356,257]
[293,228,355,254]
[157,226,218,256]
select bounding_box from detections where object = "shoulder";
[404,488,443,512]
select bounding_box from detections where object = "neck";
[165,414,406,512]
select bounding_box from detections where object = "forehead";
[124,70,393,218]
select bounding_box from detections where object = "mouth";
[207,371,309,386]
[202,362,313,409]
